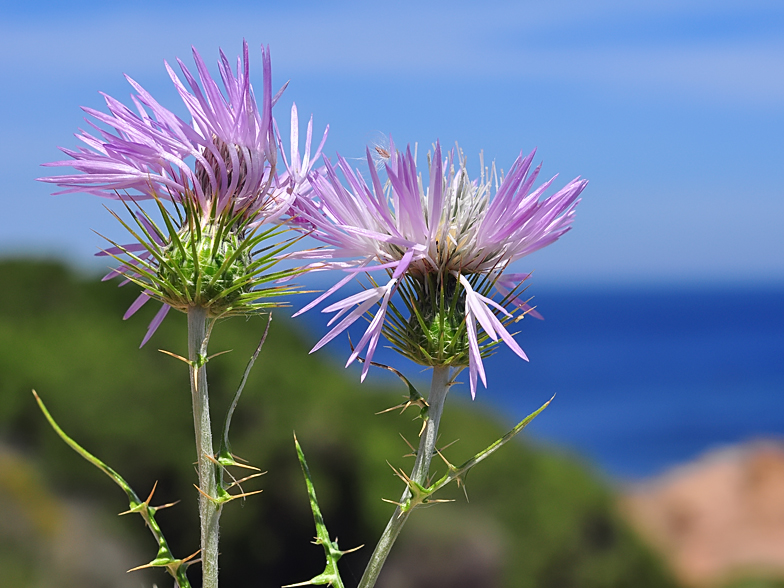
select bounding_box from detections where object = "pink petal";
[140,304,171,347]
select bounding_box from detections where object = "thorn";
[399,433,417,457]
[376,395,430,416]
[210,452,261,471]
[447,371,463,388]
[226,488,263,501]
[208,455,248,490]
[439,439,459,452]
[381,498,403,507]
[375,403,405,415]
[220,458,264,472]
[144,480,159,505]
[223,453,261,469]
[226,471,266,489]
[398,469,414,485]
[127,562,156,573]
[181,549,202,565]
[193,484,218,503]
[158,349,190,364]
[433,446,456,469]
[341,544,364,555]
[221,473,264,500]
[207,349,233,361]
[386,461,412,486]
[152,500,180,511]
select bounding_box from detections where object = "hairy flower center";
[195,137,251,200]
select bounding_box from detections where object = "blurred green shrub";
[0,258,679,588]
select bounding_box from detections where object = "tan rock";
[621,441,784,587]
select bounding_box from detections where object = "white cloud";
[1,1,782,106]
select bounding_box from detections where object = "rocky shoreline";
[622,440,784,587]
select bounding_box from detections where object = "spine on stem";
[188,305,221,588]
[358,365,451,588]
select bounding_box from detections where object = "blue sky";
[2,0,782,287]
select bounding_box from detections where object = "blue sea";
[296,284,784,480]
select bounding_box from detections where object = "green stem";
[188,306,221,588]
[357,365,451,588]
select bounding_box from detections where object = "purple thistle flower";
[40,40,286,221]
[38,42,319,345]
[274,103,329,200]
[293,141,586,397]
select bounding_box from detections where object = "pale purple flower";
[40,41,285,221]
[274,103,329,201]
[293,141,586,397]
[38,42,314,345]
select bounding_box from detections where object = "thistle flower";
[275,103,329,199]
[293,141,586,397]
[39,42,314,344]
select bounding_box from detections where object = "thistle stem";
[188,305,221,588]
[357,365,451,588]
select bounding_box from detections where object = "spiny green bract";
[389,273,471,367]
[158,226,251,313]
[104,193,303,326]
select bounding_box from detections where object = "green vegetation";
[0,259,679,588]
[722,579,784,588]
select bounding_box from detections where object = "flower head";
[39,42,318,344]
[294,141,586,397]
[41,41,286,219]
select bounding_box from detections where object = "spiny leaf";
[429,395,553,496]
[286,435,362,588]
[32,390,193,588]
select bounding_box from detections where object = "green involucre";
[387,272,470,367]
[159,226,251,312]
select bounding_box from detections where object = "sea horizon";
[6,253,783,482]
[292,278,784,481]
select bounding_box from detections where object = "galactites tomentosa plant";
[39,41,324,343]
[37,41,327,588]
[292,139,586,587]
